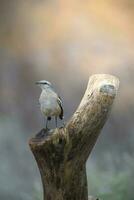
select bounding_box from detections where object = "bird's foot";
[59,122,66,129]
[35,128,50,139]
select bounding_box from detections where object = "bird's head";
[35,80,52,90]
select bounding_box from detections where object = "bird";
[36,80,64,129]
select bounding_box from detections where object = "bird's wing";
[57,96,64,119]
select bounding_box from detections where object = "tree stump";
[29,74,119,200]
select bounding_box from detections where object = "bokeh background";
[0,0,134,199]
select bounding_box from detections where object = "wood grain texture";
[29,74,119,200]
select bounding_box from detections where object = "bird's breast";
[39,89,61,117]
[40,99,61,117]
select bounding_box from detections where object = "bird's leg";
[62,119,66,127]
[60,118,65,128]
[46,118,48,130]
[55,116,58,128]
[46,117,51,130]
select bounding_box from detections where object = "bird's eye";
[44,82,47,85]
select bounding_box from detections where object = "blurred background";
[0,0,134,199]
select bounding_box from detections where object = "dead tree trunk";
[29,74,119,200]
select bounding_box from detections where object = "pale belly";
[40,101,61,117]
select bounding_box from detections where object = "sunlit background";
[0,0,134,199]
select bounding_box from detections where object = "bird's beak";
[35,81,40,85]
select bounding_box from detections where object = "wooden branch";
[29,74,119,200]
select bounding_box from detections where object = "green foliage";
[87,153,134,200]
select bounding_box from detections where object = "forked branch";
[29,74,119,200]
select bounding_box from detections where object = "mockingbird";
[36,80,64,129]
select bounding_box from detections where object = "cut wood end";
[88,74,119,97]
[29,127,66,150]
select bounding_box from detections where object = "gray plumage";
[36,80,63,128]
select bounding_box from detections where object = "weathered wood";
[29,74,119,200]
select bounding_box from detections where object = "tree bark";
[29,74,119,200]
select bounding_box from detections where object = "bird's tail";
[59,106,64,120]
